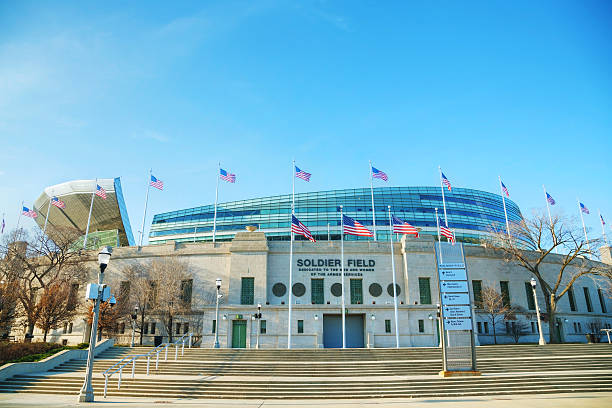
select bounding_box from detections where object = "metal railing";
[102,333,192,398]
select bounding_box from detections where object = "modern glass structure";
[149,186,522,245]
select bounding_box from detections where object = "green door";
[232,320,247,348]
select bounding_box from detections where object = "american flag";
[601,214,606,226]
[22,206,37,218]
[95,184,107,199]
[580,202,589,215]
[371,166,388,182]
[546,192,556,205]
[441,172,451,191]
[501,181,509,197]
[343,214,373,237]
[439,218,455,243]
[51,196,66,209]
[150,175,164,190]
[295,166,311,182]
[392,215,419,237]
[291,214,315,242]
[220,168,236,183]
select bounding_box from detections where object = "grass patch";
[0,342,89,366]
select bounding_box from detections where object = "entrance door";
[232,320,247,348]
[323,314,364,348]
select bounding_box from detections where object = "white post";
[531,280,546,345]
[288,159,295,349]
[327,223,330,241]
[499,176,510,239]
[369,161,377,241]
[139,171,151,246]
[16,201,24,237]
[340,206,346,349]
[577,199,591,254]
[599,210,608,246]
[39,196,52,252]
[212,163,220,244]
[435,208,443,265]
[438,166,449,227]
[387,206,400,348]
[83,179,97,250]
[543,185,557,254]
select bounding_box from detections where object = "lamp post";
[130,306,139,348]
[78,246,112,403]
[214,278,221,348]
[530,278,546,346]
[254,303,262,349]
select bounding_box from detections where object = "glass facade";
[149,186,523,245]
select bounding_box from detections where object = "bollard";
[104,374,108,398]
[189,333,192,348]
[118,367,122,390]
[156,350,160,370]
[182,339,185,356]
[175,343,179,360]
[147,355,150,375]
[165,344,168,361]
[132,358,136,378]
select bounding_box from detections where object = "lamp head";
[216,278,222,289]
[98,246,112,271]
[371,314,376,321]
[530,277,537,288]
[257,303,261,310]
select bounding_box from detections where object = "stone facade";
[27,231,612,347]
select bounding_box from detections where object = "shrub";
[0,342,64,366]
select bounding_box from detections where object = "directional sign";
[440,281,468,293]
[439,262,465,269]
[441,293,470,305]
[443,305,472,318]
[444,318,473,331]
[439,268,467,281]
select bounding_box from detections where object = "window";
[184,323,189,334]
[531,322,536,334]
[472,280,482,306]
[311,279,324,304]
[505,322,510,334]
[241,277,255,305]
[261,320,267,334]
[385,319,391,333]
[63,323,67,334]
[180,279,193,306]
[524,282,535,310]
[418,278,431,305]
[350,279,363,304]
[568,287,577,311]
[584,287,593,313]
[297,320,304,334]
[150,322,156,334]
[477,322,482,334]
[578,322,582,333]
[484,322,489,334]
[500,281,510,307]
[598,289,607,313]
[119,323,125,334]
[573,322,578,333]
[418,319,425,333]
[68,323,73,334]
[212,320,216,334]
[176,323,181,334]
[144,323,149,335]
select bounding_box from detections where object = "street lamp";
[530,278,546,346]
[253,304,262,349]
[130,306,139,348]
[214,278,222,348]
[78,246,112,403]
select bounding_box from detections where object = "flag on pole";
[371,167,388,181]
[501,181,510,197]
[441,172,451,191]
[291,215,315,242]
[295,166,311,182]
[150,175,164,190]
[95,184,107,199]
[580,202,590,214]
[22,207,37,218]
[439,218,455,243]
[343,215,373,237]
[220,168,236,183]
[51,196,66,209]
[392,215,419,237]
[546,192,556,205]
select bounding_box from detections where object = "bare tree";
[0,227,87,341]
[0,277,19,339]
[113,263,154,345]
[507,320,529,344]
[479,284,514,344]
[35,279,79,342]
[488,212,607,343]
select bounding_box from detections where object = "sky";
[0,0,611,245]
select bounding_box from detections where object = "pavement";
[1,392,612,407]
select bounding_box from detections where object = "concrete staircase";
[1,344,611,399]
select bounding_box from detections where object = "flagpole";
[577,199,591,254]
[543,185,558,253]
[1,212,5,234]
[388,206,400,348]
[83,179,97,250]
[435,208,443,265]
[288,159,295,349]
[212,163,220,244]
[369,161,377,241]
[340,205,346,349]
[438,166,448,227]
[327,223,330,241]
[16,201,24,238]
[599,209,608,246]
[40,195,52,251]
[138,171,152,247]
[499,176,510,239]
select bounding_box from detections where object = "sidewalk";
[1,392,612,408]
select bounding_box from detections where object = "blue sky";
[1,1,610,244]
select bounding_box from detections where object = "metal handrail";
[102,332,193,398]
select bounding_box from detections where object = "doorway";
[232,320,247,348]
[323,314,364,348]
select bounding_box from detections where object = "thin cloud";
[132,130,170,143]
